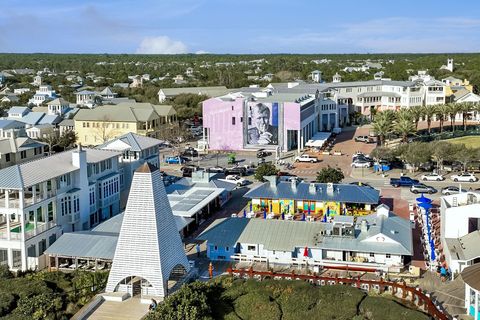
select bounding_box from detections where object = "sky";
[1,0,480,54]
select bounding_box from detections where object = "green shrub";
[0,292,16,316]
[359,296,430,320]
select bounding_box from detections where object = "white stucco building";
[440,192,480,274]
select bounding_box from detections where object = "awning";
[305,132,331,147]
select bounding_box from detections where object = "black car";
[182,147,198,158]
[181,165,200,177]
[225,166,247,176]
[256,149,271,158]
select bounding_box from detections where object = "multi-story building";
[28,85,57,106]
[74,102,177,146]
[0,146,122,271]
[0,137,47,169]
[440,192,480,274]
[202,89,348,152]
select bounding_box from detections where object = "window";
[225,247,229,251]
[38,239,47,255]
[247,245,256,251]
[386,254,391,258]
[231,105,234,110]
[12,250,21,268]
[5,153,10,162]
[369,252,374,257]
[232,117,236,125]
[214,246,218,251]
[36,207,44,222]
[20,151,26,159]
[47,202,54,221]
[0,249,7,266]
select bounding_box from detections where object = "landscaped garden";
[0,266,108,320]
[146,276,431,320]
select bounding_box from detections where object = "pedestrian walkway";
[87,298,148,320]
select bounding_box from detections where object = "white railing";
[25,221,57,240]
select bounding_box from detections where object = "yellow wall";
[74,120,137,146]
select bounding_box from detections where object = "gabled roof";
[7,106,29,115]
[47,98,70,106]
[461,263,480,291]
[0,148,120,189]
[445,230,480,262]
[100,87,115,96]
[244,181,380,204]
[0,119,25,130]
[74,102,176,122]
[0,137,46,154]
[97,132,162,152]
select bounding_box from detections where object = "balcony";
[99,194,119,208]
[0,220,57,241]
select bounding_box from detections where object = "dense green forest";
[1,53,480,90]
[146,276,431,320]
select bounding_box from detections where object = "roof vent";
[390,230,398,235]
[326,183,334,196]
[309,183,316,194]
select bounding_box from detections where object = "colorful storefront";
[246,180,379,217]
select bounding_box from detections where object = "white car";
[421,173,445,181]
[451,173,478,182]
[295,154,318,163]
[224,175,247,186]
[351,160,371,168]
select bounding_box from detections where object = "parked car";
[442,186,467,195]
[223,175,247,187]
[451,173,478,182]
[353,155,373,163]
[256,149,271,158]
[182,147,198,158]
[295,154,318,163]
[352,152,368,158]
[354,136,373,143]
[421,173,445,181]
[389,176,419,187]
[181,165,200,177]
[351,160,371,168]
[225,166,247,176]
[410,184,437,194]
[207,166,225,173]
[165,156,185,164]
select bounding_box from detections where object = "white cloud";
[136,36,187,54]
[195,50,209,54]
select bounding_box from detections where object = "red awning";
[303,246,309,257]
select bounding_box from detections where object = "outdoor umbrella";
[302,213,306,221]
[308,206,311,215]
[243,209,247,218]
[418,202,433,210]
[263,209,267,219]
[416,194,432,204]
[303,246,309,258]
[250,202,253,212]
[281,212,285,220]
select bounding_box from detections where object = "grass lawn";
[446,136,480,148]
[10,223,35,233]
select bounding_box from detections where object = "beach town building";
[440,192,480,274]
[197,204,413,272]
[157,86,229,103]
[28,85,57,106]
[243,178,380,217]
[462,264,480,320]
[0,146,122,271]
[0,137,47,169]
[74,102,177,146]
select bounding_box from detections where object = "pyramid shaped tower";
[106,163,189,297]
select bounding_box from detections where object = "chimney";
[264,175,278,189]
[309,183,316,194]
[291,178,298,190]
[326,183,334,196]
[72,143,86,168]
[360,220,368,233]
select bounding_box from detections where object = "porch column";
[475,291,479,320]
[19,191,26,271]
[3,190,7,208]
[297,130,301,153]
[6,214,10,241]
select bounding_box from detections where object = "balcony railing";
[25,221,57,240]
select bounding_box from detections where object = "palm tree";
[408,105,423,130]
[459,102,474,131]
[394,112,416,143]
[372,111,394,146]
[422,105,437,134]
[435,104,449,133]
[447,103,461,132]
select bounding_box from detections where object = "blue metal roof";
[244,181,379,204]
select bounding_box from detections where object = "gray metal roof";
[97,132,161,152]
[0,148,120,189]
[74,102,176,122]
[445,230,480,261]
[0,137,46,154]
[197,213,412,255]
[244,181,380,204]
[45,231,118,260]
[461,264,480,291]
[45,212,192,260]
